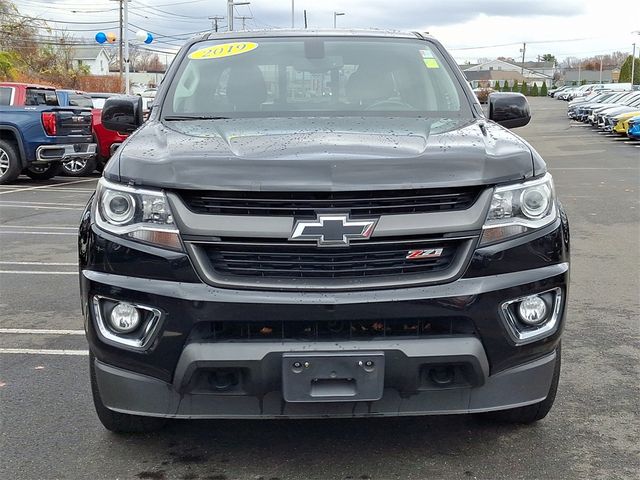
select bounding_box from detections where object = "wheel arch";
[0,126,27,168]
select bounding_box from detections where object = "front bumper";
[94,342,558,418]
[82,257,568,417]
[36,143,96,162]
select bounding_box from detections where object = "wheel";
[89,353,167,433]
[61,156,97,177]
[25,163,62,180]
[0,139,22,185]
[483,344,561,424]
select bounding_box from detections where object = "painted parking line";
[0,187,96,194]
[550,167,639,170]
[0,328,84,335]
[0,231,78,236]
[0,204,84,211]
[0,348,88,356]
[0,261,78,266]
[0,200,86,207]
[0,225,77,229]
[0,270,77,275]
[0,178,97,196]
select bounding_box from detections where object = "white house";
[70,46,111,75]
[461,59,553,87]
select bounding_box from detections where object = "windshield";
[68,93,93,108]
[162,37,471,119]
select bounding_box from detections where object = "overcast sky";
[15,0,640,62]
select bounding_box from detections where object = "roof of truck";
[200,29,431,42]
[0,82,56,90]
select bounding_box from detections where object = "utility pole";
[235,15,252,30]
[632,43,636,87]
[209,15,224,32]
[123,0,130,94]
[119,0,123,86]
[227,0,250,32]
[109,0,124,89]
[304,9,307,29]
[578,63,581,84]
[599,56,603,84]
[291,0,294,28]
[520,42,526,75]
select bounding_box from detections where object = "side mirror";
[102,95,144,134]
[488,92,531,129]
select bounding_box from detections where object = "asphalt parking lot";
[0,96,638,480]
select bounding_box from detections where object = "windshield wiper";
[163,115,231,121]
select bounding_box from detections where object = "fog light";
[517,295,548,325]
[109,303,141,333]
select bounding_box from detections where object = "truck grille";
[189,317,477,342]
[178,187,481,217]
[198,238,460,279]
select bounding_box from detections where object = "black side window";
[25,89,59,106]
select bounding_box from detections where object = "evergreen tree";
[531,83,539,96]
[511,79,519,92]
[619,55,640,84]
[520,81,528,95]
[540,81,548,96]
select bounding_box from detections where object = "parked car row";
[0,82,131,184]
[549,83,633,101]
[566,88,640,139]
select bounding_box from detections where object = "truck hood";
[107,117,537,191]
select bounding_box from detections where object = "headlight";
[481,173,557,245]
[95,178,182,250]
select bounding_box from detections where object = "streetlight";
[333,12,345,29]
[632,31,640,87]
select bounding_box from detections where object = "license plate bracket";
[282,351,384,403]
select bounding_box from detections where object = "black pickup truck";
[0,82,96,184]
[80,30,569,432]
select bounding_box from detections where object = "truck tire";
[0,139,22,184]
[25,163,62,181]
[89,353,167,433]
[61,156,97,177]
[483,343,561,424]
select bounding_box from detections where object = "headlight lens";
[95,178,182,250]
[101,190,136,225]
[481,173,556,245]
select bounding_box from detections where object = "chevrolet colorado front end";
[79,30,569,432]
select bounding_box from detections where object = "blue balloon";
[144,33,153,44]
[95,32,107,44]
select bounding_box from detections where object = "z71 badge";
[405,248,444,260]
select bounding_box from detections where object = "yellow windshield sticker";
[189,42,258,60]
[423,58,440,69]
[419,49,439,68]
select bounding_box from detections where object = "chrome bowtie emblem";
[290,214,378,247]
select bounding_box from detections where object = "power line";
[7,12,118,25]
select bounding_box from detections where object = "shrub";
[520,81,528,95]
[511,80,519,92]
